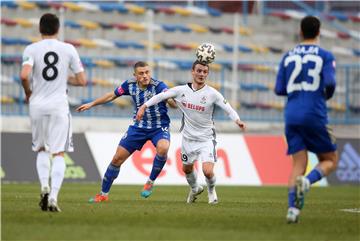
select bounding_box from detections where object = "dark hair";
[301,16,321,39]
[39,13,59,35]
[192,60,209,70]
[134,61,148,71]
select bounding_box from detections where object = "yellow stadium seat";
[113,98,132,108]
[78,20,99,30]
[1,96,15,104]
[78,39,97,48]
[126,4,146,14]
[163,80,175,88]
[92,78,113,87]
[63,2,83,12]
[14,18,33,28]
[187,23,208,33]
[17,1,36,10]
[209,63,222,72]
[125,21,146,32]
[253,65,271,72]
[239,27,253,36]
[171,7,192,16]
[140,41,162,50]
[188,42,200,49]
[269,101,284,110]
[28,37,41,43]
[94,60,115,68]
[207,80,221,91]
[329,103,346,112]
[247,44,269,53]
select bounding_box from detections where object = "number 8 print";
[42,51,59,81]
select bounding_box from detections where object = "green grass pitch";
[2,183,359,241]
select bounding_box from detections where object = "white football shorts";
[30,109,73,154]
[181,138,217,165]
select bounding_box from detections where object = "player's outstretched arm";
[76,92,117,112]
[136,89,177,121]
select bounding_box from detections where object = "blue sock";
[149,154,167,181]
[101,163,120,194]
[288,187,296,208]
[306,168,324,184]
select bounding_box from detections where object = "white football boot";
[186,186,204,203]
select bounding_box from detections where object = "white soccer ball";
[196,43,216,64]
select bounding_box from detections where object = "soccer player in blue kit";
[77,61,176,202]
[274,16,338,223]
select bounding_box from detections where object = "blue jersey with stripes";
[275,44,336,125]
[114,78,170,129]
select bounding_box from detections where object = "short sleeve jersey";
[114,78,170,129]
[275,44,336,125]
[169,83,227,141]
[22,39,83,110]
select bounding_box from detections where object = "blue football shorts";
[119,125,170,154]
[285,124,337,155]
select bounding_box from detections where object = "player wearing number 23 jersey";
[275,16,338,224]
[275,44,336,126]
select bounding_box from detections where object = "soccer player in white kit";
[136,60,246,204]
[20,13,86,212]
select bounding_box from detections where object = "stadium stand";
[1,1,359,123]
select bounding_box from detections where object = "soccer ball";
[196,43,216,64]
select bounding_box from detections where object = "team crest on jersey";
[200,96,207,104]
[145,92,153,99]
[22,56,30,63]
[223,99,228,104]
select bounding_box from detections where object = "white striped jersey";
[145,83,240,141]
[114,78,170,129]
[22,39,83,112]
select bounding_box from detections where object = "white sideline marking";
[339,208,360,213]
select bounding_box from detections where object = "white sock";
[50,155,66,201]
[206,176,216,193]
[185,171,198,190]
[36,151,51,193]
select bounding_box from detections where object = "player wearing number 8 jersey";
[275,16,338,223]
[20,13,86,212]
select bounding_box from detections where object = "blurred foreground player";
[20,13,87,212]
[275,16,338,223]
[77,61,176,202]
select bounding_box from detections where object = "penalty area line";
[339,208,360,213]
